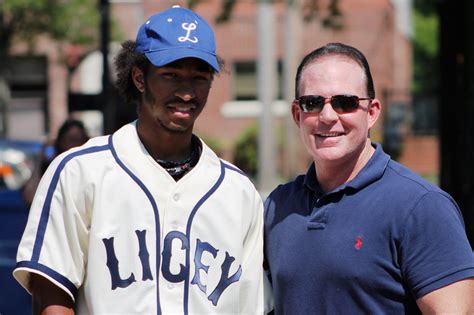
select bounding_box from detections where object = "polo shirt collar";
[304,163,319,192]
[303,142,391,194]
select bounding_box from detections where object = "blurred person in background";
[21,119,89,206]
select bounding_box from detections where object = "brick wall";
[398,135,439,178]
[9,0,421,176]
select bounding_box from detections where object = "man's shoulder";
[199,138,250,179]
[264,174,307,214]
[218,158,260,194]
[270,174,306,197]
[385,159,445,194]
[377,159,460,218]
[50,135,111,168]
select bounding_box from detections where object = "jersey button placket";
[170,194,181,230]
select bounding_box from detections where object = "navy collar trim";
[303,142,391,194]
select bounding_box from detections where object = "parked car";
[0,139,45,314]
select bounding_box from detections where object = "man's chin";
[313,147,345,162]
[162,123,192,134]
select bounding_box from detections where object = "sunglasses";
[295,94,372,114]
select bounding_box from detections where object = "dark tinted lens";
[299,95,325,113]
[331,95,359,113]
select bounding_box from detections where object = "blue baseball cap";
[135,6,220,72]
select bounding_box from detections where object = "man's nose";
[318,102,339,123]
[175,80,196,101]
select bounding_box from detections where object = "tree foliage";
[1,0,100,55]
[188,0,342,28]
[413,0,438,95]
[233,123,259,179]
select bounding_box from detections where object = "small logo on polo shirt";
[355,236,363,250]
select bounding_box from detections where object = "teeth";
[319,133,340,137]
[176,107,191,113]
[171,105,195,113]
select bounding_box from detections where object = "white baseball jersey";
[14,122,266,314]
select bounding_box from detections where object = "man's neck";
[136,122,193,162]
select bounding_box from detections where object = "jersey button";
[173,194,180,201]
[167,283,174,290]
[171,221,179,229]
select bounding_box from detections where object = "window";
[233,61,283,100]
[412,95,438,135]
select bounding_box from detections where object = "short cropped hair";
[294,42,375,99]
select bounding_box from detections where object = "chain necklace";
[156,137,201,179]
[156,155,193,177]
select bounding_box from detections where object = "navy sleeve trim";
[414,266,474,298]
[16,260,78,298]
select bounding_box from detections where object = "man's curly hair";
[114,40,150,107]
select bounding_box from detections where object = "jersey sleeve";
[239,188,267,314]
[400,191,474,299]
[13,154,90,302]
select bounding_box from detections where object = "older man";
[264,42,474,314]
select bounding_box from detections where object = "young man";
[264,43,474,313]
[14,6,266,314]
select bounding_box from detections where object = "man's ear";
[131,66,145,93]
[367,98,381,129]
[291,101,302,128]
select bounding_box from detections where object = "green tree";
[233,123,286,181]
[413,2,438,96]
[233,124,259,180]
[1,0,99,57]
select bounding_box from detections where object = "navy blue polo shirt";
[264,143,474,314]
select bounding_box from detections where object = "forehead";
[159,57,213,73]
[300,55,366,95]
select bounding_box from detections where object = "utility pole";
[257,0,278,194]
[0,78,9,137]
[99,0,114,134]
[283,0,302,179]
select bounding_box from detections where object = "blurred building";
[3,0,437,179]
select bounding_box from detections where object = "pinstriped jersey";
[14,122,266,314]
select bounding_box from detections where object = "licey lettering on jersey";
[102,229,241,306]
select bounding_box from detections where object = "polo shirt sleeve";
[400,191,474,299]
